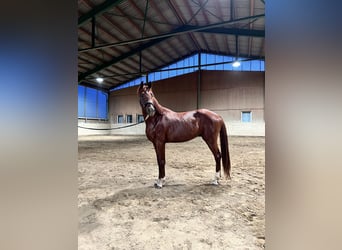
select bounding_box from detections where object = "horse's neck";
[140,98,167,119]
[153,98,169,115]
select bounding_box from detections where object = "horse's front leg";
[153,141,166,188]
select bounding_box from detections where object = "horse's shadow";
[93,182,231,210]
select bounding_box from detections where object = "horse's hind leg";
[202,135,221,185]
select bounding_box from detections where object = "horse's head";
[138,81,156,119]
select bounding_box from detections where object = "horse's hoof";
[154,178,165,188]
[211,179,219,186]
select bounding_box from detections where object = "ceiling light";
[232,61,241,67]
[96,77,104,83]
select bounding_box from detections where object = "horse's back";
[195,109,224,123]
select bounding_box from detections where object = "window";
[109,53,265,91]
[97,91,108,119]
[260,60,265,71]
[126,114,132,123]
[241,111,252,122]
[85,87,97,118]
[137,114,144,123]
[118,115,124,123]
[241,60,251,71]
[78,86,85,117]
[251,60,261,71]
[216,55,224,70]
[78,85,108,119]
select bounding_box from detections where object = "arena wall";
[80,70,265,136]
[78,119,111,136]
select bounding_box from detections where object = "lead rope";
[77,120,144,131]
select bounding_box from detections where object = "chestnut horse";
[138,81,231,188]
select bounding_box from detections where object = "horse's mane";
[151,92,167,115]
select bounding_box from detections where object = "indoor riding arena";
[78,1,265,249]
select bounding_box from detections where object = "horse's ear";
[147,81,152,89]
[139,81,144,89]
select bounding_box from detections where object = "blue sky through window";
[78,85,108,119]
[110,52,264,91]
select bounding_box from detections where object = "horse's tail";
[220,122,231,179]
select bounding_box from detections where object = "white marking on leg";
[211,171,221,185]
[212,179,219,185]
[154,178,165,188]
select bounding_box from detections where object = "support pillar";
[91,17,96,47]
[197,53,201,109]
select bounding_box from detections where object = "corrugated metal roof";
[78,0,265,90]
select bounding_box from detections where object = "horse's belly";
[167,134,197,142]
[166,123,200,142]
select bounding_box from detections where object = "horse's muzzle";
[145,102,156,117]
